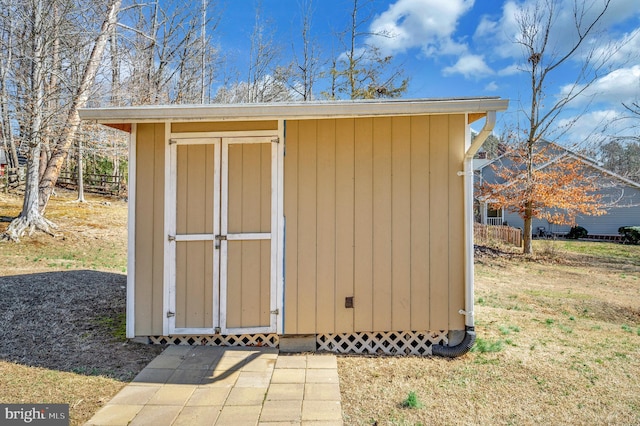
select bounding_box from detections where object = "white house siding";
[502,184,640,236]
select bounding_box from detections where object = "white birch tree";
[3,0,122,240]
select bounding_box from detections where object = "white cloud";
[484,81,499,91]
[558,65,640,107]
[592,28,640,68]
[557,108,637,144]
[442,54,494,79]
[473,1,521,59]
[367,0,475,56]
[474,0,640,62]
[498,63,521,76]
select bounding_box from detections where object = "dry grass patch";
[0,361,124,426]
[0,189,128,274]
[0,190,162,425]
[339,241,640,425]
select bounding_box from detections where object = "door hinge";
[271,137,280,144]
[166,311,175,318]
[215,235,227,241]
[270,308,279,315]
[169,139,177,145]
[168,235,175,242]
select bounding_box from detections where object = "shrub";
[566,226,588,239]
[618,226,640,245]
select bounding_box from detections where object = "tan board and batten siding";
[134,123,165,336]
[133,116,466,336]
[284,116,465,334]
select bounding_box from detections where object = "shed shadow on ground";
[131,346,276,386]
[0,270,163,381]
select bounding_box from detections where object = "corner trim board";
[126,124,137,339]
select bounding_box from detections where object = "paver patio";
[85,346,343,425]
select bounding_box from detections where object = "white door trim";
[164,129,283,336]
[163,122,173,336]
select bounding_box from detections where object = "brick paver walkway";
[85,346,343,425]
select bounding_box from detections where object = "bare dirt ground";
[0,190,163,425]
[0,270,162,379]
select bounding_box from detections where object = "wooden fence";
[474,223,522,247]
[1,167,25,193]
[58,171,126,197]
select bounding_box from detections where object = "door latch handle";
[215,235,226,249]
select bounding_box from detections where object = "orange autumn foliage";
[478,144,607,227]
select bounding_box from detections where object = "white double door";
[166,136,278,335]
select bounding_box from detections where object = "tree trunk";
[4,142,56,240]
[523,202,533,255]
[3,0,55,241]
[76,138,85,202]
[0,4,19,170]
[38,0,122,212]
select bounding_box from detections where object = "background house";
[475,141,640,237]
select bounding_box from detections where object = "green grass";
[472,338,505,353]
[534,240,640,266]
[402,391,423,409]
[499,325,521,334]
[93,313,127,342]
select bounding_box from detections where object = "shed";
[79,98,508,356]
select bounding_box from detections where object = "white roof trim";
[554,153,640,190]
[479,145,640,191]
[79,97,509,123]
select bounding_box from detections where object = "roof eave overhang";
[79,97,509,125]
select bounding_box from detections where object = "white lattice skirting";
[317,331,448,355]
[148,331,447,355]
[148,334,279,347]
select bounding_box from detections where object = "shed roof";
[79,97,509,126]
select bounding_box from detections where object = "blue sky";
[213,0,640,144]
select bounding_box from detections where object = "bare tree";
[3,0,122,241]
[489,0,621,254]
[324,0,408,100]
[286,0,324,101]
[117,0,220,106]
[246,1,289,102]
[0,1,19,171]
[599,139,640,183]
[214,1,292,103]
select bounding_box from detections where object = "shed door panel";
[221,141,273,332]
[175,241,214,329]
[174,143,218,331]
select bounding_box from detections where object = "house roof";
[477,140,640,190]
[79,97,509,126]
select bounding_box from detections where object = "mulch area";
[0,270,163,381]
